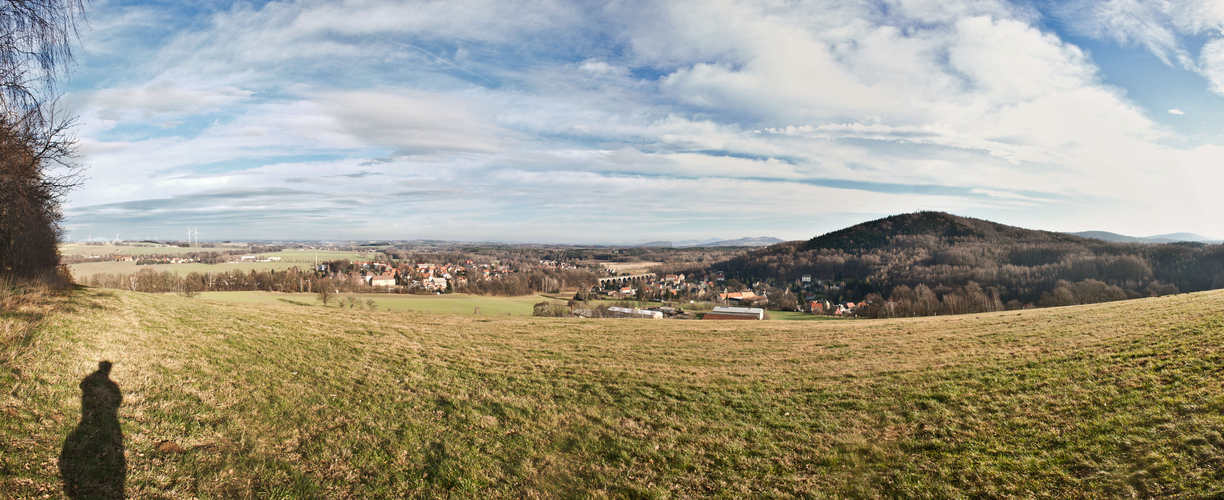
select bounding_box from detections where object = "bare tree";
[0,0,86,279]
[315,278,335,306]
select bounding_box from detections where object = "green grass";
[198,291,555,316]
[5,288,1224,497]
[766,310,841,321]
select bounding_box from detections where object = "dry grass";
[4,288,1224,498]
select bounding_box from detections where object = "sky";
[57,0,1224,244]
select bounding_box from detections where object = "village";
[66,242,867,320]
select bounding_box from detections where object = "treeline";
[0,0,86,282]
[62,250,237,265]
[701,212,1224,317]
[83,266,603,297]
[381,244,746,273]
[86,268,337,294]
[457,268,600,296]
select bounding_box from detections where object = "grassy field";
[197,292,830,321]
[59,245,381,262]
[66,248,390,282]
[59,243,252,257]
[766,310,841,321]
[197,291,556,316]
[5,288,1224,497]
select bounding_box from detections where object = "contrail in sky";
[371,34,494,85]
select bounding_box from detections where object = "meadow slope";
[4,288,1224,498]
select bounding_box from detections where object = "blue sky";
[59,0,1224,243]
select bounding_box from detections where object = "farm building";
[368,274,396,287]
[606,307,663,319]
[702,306,765,320]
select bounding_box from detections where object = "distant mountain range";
[636,236,785,248]
[1069,231,1222,244]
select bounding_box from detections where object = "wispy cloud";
[57,0,1224,241]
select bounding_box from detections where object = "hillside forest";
[697,212,1223,317]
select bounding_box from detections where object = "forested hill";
[802,211,1081,251]
[710,212,1224,315]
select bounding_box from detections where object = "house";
[809,301,824,314]
[424,277,447,290]
[718,291,757,302]
[369,274,396,287]
[702,306,764,320]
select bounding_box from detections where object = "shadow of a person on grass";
[60,360,125,499]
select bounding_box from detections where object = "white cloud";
[313,89,517,155]
[73,81,253,122]
[1052,0,1224,97]
[1168,108,1185,115]
[60,0,1224,240]
[1055,0,1185,64]
[1199,39,1224,96]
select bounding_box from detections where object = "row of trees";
[0,0,86,280]
[81,265,605,298]
[84,268,339,295]
[458,268,599,296]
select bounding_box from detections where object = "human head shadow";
[60,360,125,499]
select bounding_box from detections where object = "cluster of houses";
[325,260,519,293]
[133,256,196,265]
[808,300,864,316]
[581,305,765,320]
[235,255,281,263]
[601,273,738,300]
[537,260,580,270]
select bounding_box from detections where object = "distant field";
[7,289,1224,497]
[66,248,387,281]
[198,291,556,316]
[274,249,387,262]
[59,243,252,257]
[68,260,308,280]
[59,244,382,261]
[766,310,840,321]
[198,292,826,321]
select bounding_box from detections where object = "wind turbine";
[194,228,201,244]
[187,227,192,245]
[115,233,120,244]
[87,234,91,243]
